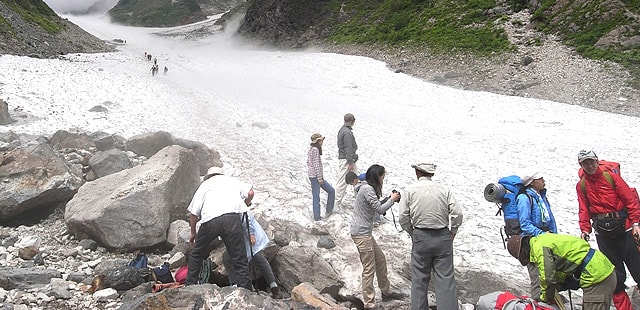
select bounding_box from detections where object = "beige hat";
[310,133,325,143]
[205,166,224,177]
[522,171,542,187]
[411,163,437,174]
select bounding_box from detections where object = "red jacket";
[577,167,640,233]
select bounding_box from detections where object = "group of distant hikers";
[144,52,168,77]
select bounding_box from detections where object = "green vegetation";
[110,0,206,27]
[0,0,62,34]
[329,0,515,56]
[0,15,14,36]
[327,0,639,88]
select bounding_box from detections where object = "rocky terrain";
[319,10,640,117]
[0,1,113,58]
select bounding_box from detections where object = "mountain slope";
[0,0,113,58]
[109,0,208,27]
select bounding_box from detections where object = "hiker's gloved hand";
[580,232,590,241]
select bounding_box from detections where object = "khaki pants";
[352,234,391,308]
[336,159,358,207]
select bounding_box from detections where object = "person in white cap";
[517,171,557,300]
[576,149,640,310]
[398,163,463,310]
[185,166,254,290]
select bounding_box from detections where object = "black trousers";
[596,231,640,292]
[185,213,252,290]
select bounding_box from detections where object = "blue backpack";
[484,176,532,244]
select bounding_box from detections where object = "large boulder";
[64,145,200,251]
[174,138,222,175]
[272,246,344,297]
[0,268,61,290]
[0,99,15,125]
[0,140,84,221]
[126,131,175,159]
[88,149,132,178]
[48,130,96,150]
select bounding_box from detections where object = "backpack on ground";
[484,175,532,246]
[198,258,217,284]
[128,253,148,270]
[151,262,174,284]
[477,291,558,310]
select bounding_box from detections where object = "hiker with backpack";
[222,210,283,299]
[398,163,463,310]
[185,167,253,290]
[517,171,558,300]
[507,234,617,310]
[576,150,640,310]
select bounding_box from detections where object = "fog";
[44,0,118,14]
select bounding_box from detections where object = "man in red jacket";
[577,150,640,310]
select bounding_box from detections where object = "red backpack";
[495,291,556,310]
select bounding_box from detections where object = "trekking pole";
[244,212,257,292]
[567,289,574,310]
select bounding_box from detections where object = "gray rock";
[78,239,98,251]
[316,236,335,249]
[0,141,84,221]
[126,131,174,158]
[88,149,132,178]
[48,130,96,151]
[272,246,344,297]
[0,268,61,290]
[65,146,200,250]
[0,99,15,125]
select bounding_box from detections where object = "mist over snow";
[44,0,118,14]
[1,12,640,304]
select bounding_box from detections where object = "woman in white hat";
[307,133,335,221]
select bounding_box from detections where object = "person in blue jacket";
[223,211,283,299]
[516,171,558,300]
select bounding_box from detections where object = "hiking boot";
[271,286,284,299]
[382,291,406,301]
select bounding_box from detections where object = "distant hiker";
[398,163,463,310]
[306,133,334,221]
[147,54,152,61]
[350,164,404,309]
[151,64,159,76]
[507,234,616,310]
[517,171,558,300]
[185,167,253,290]
[163,66,168,75]
[336,113,359,208]
[576,150,640,310]
[222,211,283,299]
[144,52,147,59]
[154,58,157,65]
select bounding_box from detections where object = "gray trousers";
[582,271,616,310]
[527,262,541,300]
[224,250,277,287]
[410,228,459,310]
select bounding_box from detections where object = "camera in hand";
[392,189,401,203]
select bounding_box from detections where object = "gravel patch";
[319,11,640,117]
